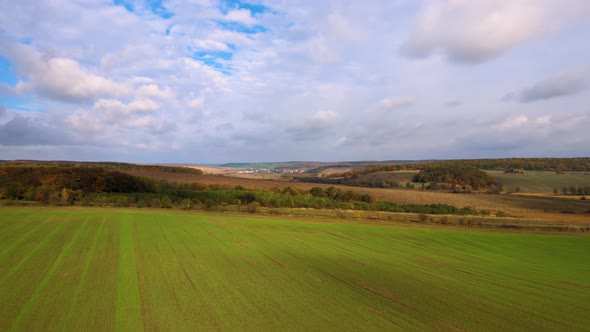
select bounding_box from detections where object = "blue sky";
[0,0,589,163]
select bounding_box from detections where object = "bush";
[247,201,261,213]
[418,213,428,223]
[496,211,508,217]
[181,199,192,210]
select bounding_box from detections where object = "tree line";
[324,158,590,179]
[412,165,498,191]
[0,166,484,216]
[554,186,590,196]
[0,161,203,175]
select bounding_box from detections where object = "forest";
[412,165,498,190]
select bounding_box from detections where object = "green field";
[1,208,589,331]
[487,170,590,193]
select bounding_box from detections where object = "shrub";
[181,199,192,210]
[247,201,261,213]
[160,195,173,208]
[418,213,428,223]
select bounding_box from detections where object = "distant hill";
[223,160,425,171]
[0,160,203,175]
[0,166,156,195]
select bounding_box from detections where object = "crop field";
[488,171,590,193]
[1,208,589,331]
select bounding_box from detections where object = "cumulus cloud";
[0,113,66,146]
[453,112,590,157]
[224,9,258,26]
[135,84,175,101]
[0,82,24,96]
[0,42,130,102]
[188,96,205,110]
[494,115,529,130]
[535,116,551,125]
[127,116,176,135]
[193,40,233,52]
[401,0,590,63]
[92,98,159,122]
[0,1,589,161]
[287,111,340,141]
[309,110,339,125]
[370,97,415,112]
[64,109,104,134]
[510,71,588,102]
[336,136,348,146]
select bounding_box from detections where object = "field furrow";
[115,213,144,331]
[0,216,75,329]
[61,217,107,329]
[0,208,588,331]
[9,217,90,331]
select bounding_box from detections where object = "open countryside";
[1,208,589,331]
[2,0,590,330]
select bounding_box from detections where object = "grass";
[488,170,590,193]
[1,207,589,331]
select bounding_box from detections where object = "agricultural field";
[117,169,590,219]
[488,170,590,193]
[1,208,589,331]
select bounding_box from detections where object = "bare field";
[178,165,237,174]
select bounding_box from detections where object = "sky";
[0,0,589,163]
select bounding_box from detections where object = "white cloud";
[91,98,159,125]
[535,116,551,125]
[309,110,339,125]
[128,99,160,113]
[127,116,176,135]
[64,109,104,134]
[0,42,130,102]
[370,97,415,112]
[135,84,175,101]
[401,0,590,63]
[287,111,341,141]
[37,57,130,101]
[336,136,348,145]
[1,1,589,161]
[494,115,529,130]
[193,40,232,52]
[224,9,257,26]
[188,96,205,109]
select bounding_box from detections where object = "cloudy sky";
[1,0,589,163]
